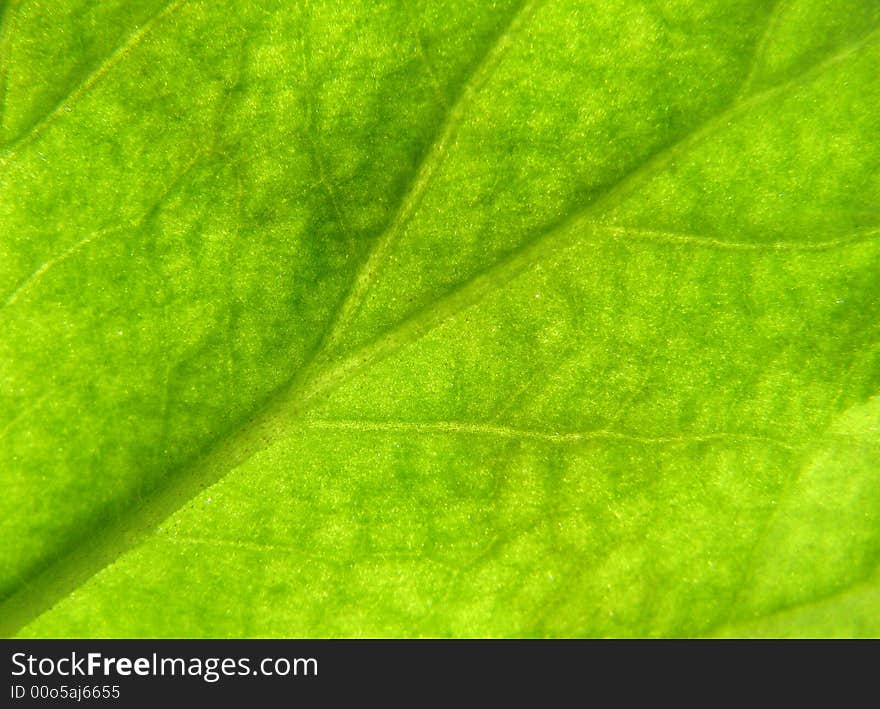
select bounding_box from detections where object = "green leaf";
[1,0,878,638]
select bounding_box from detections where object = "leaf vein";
[737,0,790,98]
[0,0,188,171]
[303,418,798,451]
[598,225,880,252]
[1,151,204,311]
[306,0,542,366]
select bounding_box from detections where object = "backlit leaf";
[1,0,878,637]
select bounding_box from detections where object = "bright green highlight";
[0,0,878,637]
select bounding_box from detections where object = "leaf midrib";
[1,16,876,638]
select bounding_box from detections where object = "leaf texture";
[0,0,878,637]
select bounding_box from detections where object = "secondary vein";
[0,0,188,171]
[305,0,541,367]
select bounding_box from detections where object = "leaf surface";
[1,0,879,637]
